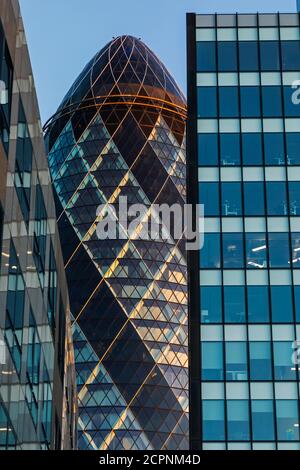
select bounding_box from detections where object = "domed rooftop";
[45,36,186,130]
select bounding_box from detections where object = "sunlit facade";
[0,0,77,449]
[45,36,188,450]
[187,12,300,450]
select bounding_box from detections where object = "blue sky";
[20,0,296,123]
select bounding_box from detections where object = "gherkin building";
[45,36,188,450]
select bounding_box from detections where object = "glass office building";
[0,0,77,449]
[45,36,189,450]
[187,12,300,450]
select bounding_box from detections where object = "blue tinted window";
[242,133,263,165]
[203,400,225,441]
[198,134,219,166]
[202,342,224,380]
[276,401,300,441]
[244,182,265,216]
[223,233,244,268]
[284,86,300,117]
[274,342,297,380]
[247,286,270,323]
[201,287,222,323]
[246,233,267,269]
[294,286,300,322]
[252,401,275,441]
[240,87,261,117]
[224,287,245,323]
[218,42,237,71]
[199,182,220,216]
[219,87,239,117]
[227,401,250,441]
[266,182,288,215]
[200,233,221,268]
[239,42,259,71]
[260,41,280,71]
[249,342,272,380]
[287,133,300,165]
[289,182,300,215]
[291,233,300,268]
[220,134,240,166]
[197,42,216,72]
[262,86,282,117]
[222,182,242,216]
[281,41,300,70]
[225,342,248,381]
[264,133,285,165]
[269,233,290,268]
[271,286,293,323]
[197,87,217,117]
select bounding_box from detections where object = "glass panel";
[266,182,288,215]
[260,41,280,71]
[227,400,250,441]
[224,286,246,323]
[264,133,285,165]
[239,42,259,71]
[269,233,290,268]
[249,342,272,380]
[218,42,238,71]
[289,182,300,215]
[276,401,300,441]
[247,286,270,323]
[244,182,265,216]
[198,134,219,166]
[225,342,248,381]
[246,233,267,269]
[221,182,242,216]
[271,286,293,323]
[294,285,300,322]
[252,401,275,441]
[291,233,300,267]
[220,134,240,166]
[200,233,221,268]
[274,342,297,379]
[201,287,222,323]
[223,233,244,268]
[286,133,300,165]
[203,400,225,441]
[197,42,216,72]
[199,182,220,216]
[281,41,300,71]
[219,87,239,117]
[242,133,263,165]
[202,342,224,380]
[197,87,217,117]
[262,86,283,117]
[284,86,300,117]
[240,87,261,117]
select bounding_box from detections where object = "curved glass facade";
[45,36,188,450]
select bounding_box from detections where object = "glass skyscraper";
[0,0,77,449]
[45,36,189,450]
[187,12,300,450]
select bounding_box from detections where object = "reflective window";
[281,41,300,70]
[271,286,293,323]
[266,182,288,215]
[244,182,265,216]
[225,342,248,381]
[227,400,250,441]
[286,133,300,165]
[246,233,267,269]
[247,286,270,323]
[223,233,244,268]
[221,182,242,216]
[197,87,217,118]
[242,133,263,165]
[284,86,300,117]
[220,134,240,166]
[274,342,297,380]
[269,233,290,268]
[201,287,222,323]
[26,310,41,427]
[219,87,239,117]
[260,41,280,71]
[200,233,221,268]
[276,401,300,441]
[289,182,300,215]
[198,134,219,166]
[252,401,275,441]
[239,42,259,71]
[0,23,13,154]
[197,42,216,71]
[33,182,47,288]
[249,342,272,380]
[203,400,225,441]
[262,86,282,117]
[202,342,224,380]
[264,133,285,165]
[218,42,238,71]
[199,182,220,216]
[224,286,246,323]
[294,285,300,322]
[240,87,261,117]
